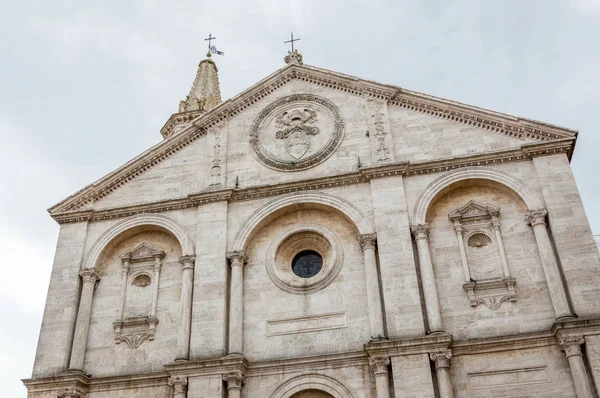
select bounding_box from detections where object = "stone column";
[223,371,244,398]
[175,255,196,361]
[370,356,391,398]
[559,335,595,398]
[450,222,471,282]
[430,351,454,398]
[68,268,100,372]
[168,376,188,398]
[526,210,572,319]
[411,224,443,333]
[117,258,130,322]
[359,233,385,339]
[491,218,511,278]
[228,251,248,355]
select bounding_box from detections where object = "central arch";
[231,191,375,252]
[269,373,358,398]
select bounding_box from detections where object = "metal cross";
[284,31,300,52]
[205,33,216,50]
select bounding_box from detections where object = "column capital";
[411,223,430,240]
[358,233,377,251]
[525,209,548,227]
[179,254,196,270]
[369,356,390,376]
[228,251,248,267]
[430,350,452,369]
[79,268,100,284]
[558,334,585,357]
[57,387,84,398]
[168,376,188,393]
[223,371,244,390]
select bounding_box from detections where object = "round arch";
[269,373,358,398]
[82,214,194,270]
[231,191,375,252]
[412,166,544,225]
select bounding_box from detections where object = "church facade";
[23,49,600,398]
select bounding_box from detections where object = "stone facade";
[23,51,600,398]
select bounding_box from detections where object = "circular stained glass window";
[292,250,323,278]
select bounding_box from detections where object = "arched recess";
[231,191,375,252]
[412,166,545,225]
[269,373,359,398]
[82,214,194,270]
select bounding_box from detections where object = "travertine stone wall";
[190,201,229,359]
[32,221,88,377]
[243,208,370,361]
[533,154,600,317]
[451,346,577,397]
[391,354,436,398]
[369,175,425,337]
[426,183,555,339]
[84,231,183,377]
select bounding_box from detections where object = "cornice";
[163,356,249,377]
[364,333,452,357]
[50,140,573,224]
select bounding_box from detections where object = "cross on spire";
[205,33,216,51]
[284,32,300,52]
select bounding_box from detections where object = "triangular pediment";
[120,243,165,262]
[449,200,500,222]
[49,62,577,218]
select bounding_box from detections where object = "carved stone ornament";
[228,251,248,267]
[168,376,188,394]
[526,209,548,227]
[430,350,452,369]
[57,387,84,398]
[249,94,345,171]
[410,224,430,240]
[223,371,245,390]
[79,268,100,284]
[284,49,303,65]
[558,334,585,357]
[113,316,159,348]
[369,356,390,375]
[358,233,377,251]
[179,254,196,270]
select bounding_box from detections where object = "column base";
[556,315,576,322]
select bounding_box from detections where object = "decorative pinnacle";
[284,32,303,65]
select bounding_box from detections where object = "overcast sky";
[2,1,600,396]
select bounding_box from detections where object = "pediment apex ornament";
[284,49,303,65]
[249,94,345,171]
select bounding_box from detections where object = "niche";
[113,243,165,348]
[448,201,516,309]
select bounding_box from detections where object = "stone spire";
[178,52,222,113]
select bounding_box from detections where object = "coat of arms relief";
[274,108,320,159]
[250,94,345,171]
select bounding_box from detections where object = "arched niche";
[269,373,358,398]
[232,191,375,253]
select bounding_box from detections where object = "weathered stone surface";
[27,55,600,398]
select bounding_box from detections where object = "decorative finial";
[284,32,303,65]
[205,33,224,57]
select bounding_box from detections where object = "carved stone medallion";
[250,94,345,171]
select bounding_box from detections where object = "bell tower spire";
[178,34,223,113]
